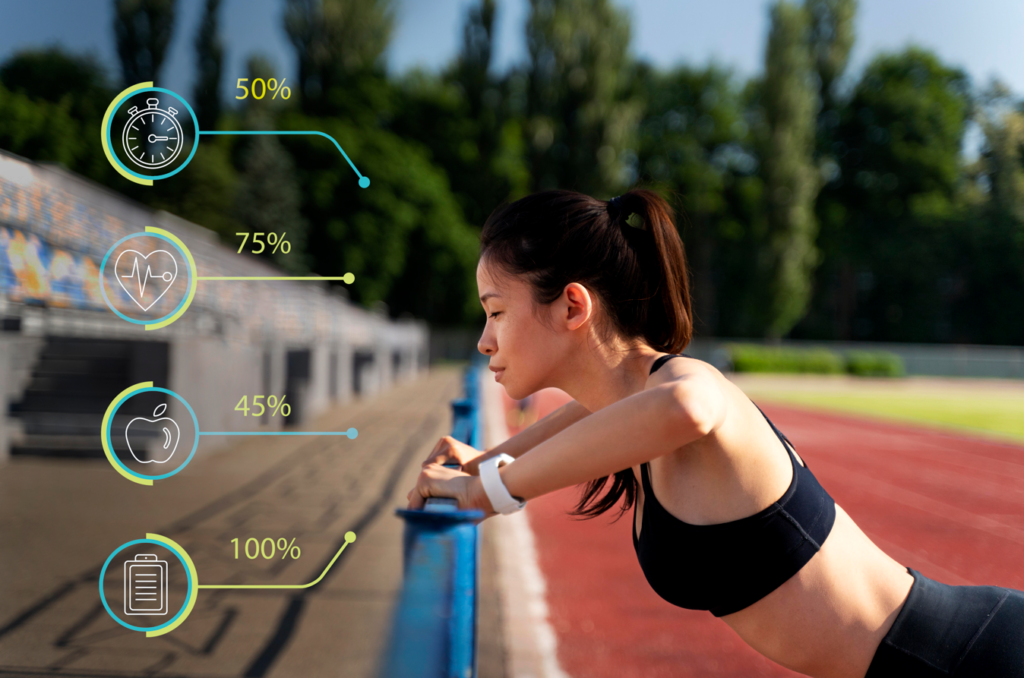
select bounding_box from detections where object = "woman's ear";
[561,282,594,331]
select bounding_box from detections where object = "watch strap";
[479,453,527,514]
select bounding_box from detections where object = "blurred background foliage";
[0,0,1021,343]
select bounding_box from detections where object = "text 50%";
[235,77,291,100]
[235,394,291,417]
[231,537,301,560]
[236,231,291,254]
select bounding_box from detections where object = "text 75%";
[231,537,301,560]
[235,394,291,417]
[236,231,291,254]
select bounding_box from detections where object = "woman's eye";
[488,311,501,319]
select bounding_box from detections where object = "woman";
[406,189,1024,678]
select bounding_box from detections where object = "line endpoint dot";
[345,531,357,543]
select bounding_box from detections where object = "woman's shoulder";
[645,353,724,390]
[644,354,731,437]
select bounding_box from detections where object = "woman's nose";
[477,328,496,356]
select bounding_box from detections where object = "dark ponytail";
[480,188,693,519]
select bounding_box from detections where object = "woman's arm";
[409,365,726,512]
[499,376,722,501]
[421,398,591,474]
[467,399,591,472]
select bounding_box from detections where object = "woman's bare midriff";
[633,360,915,678]
[718,504,913,678]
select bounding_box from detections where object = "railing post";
[379,366,484,678]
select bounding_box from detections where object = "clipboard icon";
[124,554,168,615]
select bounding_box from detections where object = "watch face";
[123,109,183,169]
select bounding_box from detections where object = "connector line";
[198,428,358,439]
[199,430,360,440]
[197,274,354,283]
[199,130,370,188]
[198,532,356,589]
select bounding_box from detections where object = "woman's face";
[476,257,568,400]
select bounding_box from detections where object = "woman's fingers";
[422,435,459,467]
[408,488,426,510]
[421,437,445,466]
[403,472,496,519]
[406,463,467,510]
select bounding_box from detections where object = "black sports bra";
[632,354,836,617]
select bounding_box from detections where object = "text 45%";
[236,231,291,254]
[235,394,291,417]
[231,537,301,560]
[235,77,291,100]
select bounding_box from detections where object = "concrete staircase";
[8,337,167,457]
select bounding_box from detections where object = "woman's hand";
[421,435,489,475]
[406,463,497,516]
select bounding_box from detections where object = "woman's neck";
[553,338,663,412]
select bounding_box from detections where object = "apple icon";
[126,403,180,464]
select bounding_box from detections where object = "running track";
[503,388,1024,677]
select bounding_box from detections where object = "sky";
[1,0,1022,143]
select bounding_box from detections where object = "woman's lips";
[492,368,505,382]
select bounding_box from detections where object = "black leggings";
[865,567,1024,677]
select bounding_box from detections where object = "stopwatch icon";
[121,98,184,170]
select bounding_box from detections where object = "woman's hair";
[480,188,693,519]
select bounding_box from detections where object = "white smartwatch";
[479,453,527,514]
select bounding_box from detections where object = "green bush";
[724,344,906,377]
[844,350,906,377]
[725,344,846,374]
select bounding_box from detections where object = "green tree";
[390,0,530,229]
[454,0,497,116]
[976,82,1024,220]
[449,0,530,221]
[0,82,82,168]
[759,1,821,338]
[0,48,114,183]
[799,48,971,341]
[635,63,765,337]
[281,0,481,323]
[838,49,969,216]
[281,112,480,322]
[946,82,1024,345]
[114,0,177,85]
[193,0,223,130]
[523,0,641,195]
[806,0,856,132]
[284,0,395,121]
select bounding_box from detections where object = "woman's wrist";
[468,474,494,513]
[465,448,505,476]
[464,453,487,476]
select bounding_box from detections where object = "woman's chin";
[501,380,525,400]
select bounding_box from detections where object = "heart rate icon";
[114,249,179,312]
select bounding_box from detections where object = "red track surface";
[502,388,1024,677]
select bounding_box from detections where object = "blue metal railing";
[379,366,485,678]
